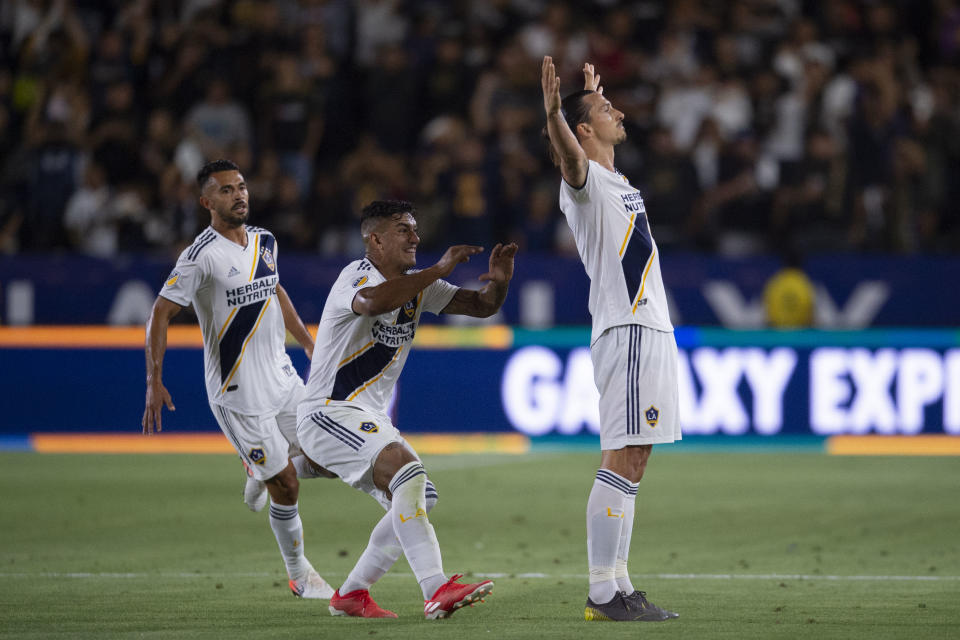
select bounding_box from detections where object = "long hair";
[542,89,595,166]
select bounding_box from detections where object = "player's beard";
[221,205,249,227]
[615,125,627,144]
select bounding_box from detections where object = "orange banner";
[29,432,530,455]
[0,326,202,348]
[827,435,960,456]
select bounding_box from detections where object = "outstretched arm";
[142,296,182,434]
[442,243,518,318]
[277,284,314,358]
[542,56,588,188]
[353,245,484,316]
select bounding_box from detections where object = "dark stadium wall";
[1,253,959,327]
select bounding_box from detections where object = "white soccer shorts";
[210,381,306,481]
[296,402,418,508]
[592,324,681,449]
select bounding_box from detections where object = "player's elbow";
[352,292,389,317]
[479,304,499,318]
[472,299,501,318]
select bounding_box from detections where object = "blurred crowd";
[2,0,960,260]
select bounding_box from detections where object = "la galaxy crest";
[165,270,180,287]
[249,447,266,465]
[359,421,379,433]
[645,405,660,427]
[402,298,417,319]
[352,275,368,288]
[260,246,275,271]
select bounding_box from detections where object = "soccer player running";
[541,57,681,622]
[295,200,518,619]
[142,159,335,599]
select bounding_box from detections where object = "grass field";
[1,449,958,639]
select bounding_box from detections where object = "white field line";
[1,571,957,582]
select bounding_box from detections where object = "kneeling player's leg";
[374,443,447,599]
[339,478,438,595]
[291,452,338,479]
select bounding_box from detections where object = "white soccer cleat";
[289,567,335,600]
[242,460,267,512]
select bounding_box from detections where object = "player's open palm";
[583,62,603,94]
[142,382,175,434]
[542,56,562,116]
[435,244,483,277]
[479,243,518,284]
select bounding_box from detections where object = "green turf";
[1,450,958,639]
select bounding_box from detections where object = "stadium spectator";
[2,0,960,257]
[183,78,253,160]
[63,159,111,255]
[636,125,700,249]
[259,53,324,199]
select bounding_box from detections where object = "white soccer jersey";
[559,159,674,344]
[159,225,300,415]
[300,258,459,416]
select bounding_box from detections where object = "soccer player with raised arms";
[296,199,518,619]
[142,159,334,600]
[541,57,682,622]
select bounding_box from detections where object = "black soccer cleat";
[623,590,679,621]
[584,591,679,622]
[584,592,635,621]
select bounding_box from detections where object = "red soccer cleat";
[423,574,494,620]
[328,589,398,618]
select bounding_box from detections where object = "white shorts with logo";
[296,401,418,508]
[210,381,306,481]
[592,324,681,449]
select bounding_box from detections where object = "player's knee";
[387,460,428,512]
[266,464,300,503]
[625,455,649,482]
[373,442,419,492]
[602,445,651,483]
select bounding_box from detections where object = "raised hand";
[479,243,518,284]
[435,244,483,277]
[542,56,562,116]
[583,62,603,94]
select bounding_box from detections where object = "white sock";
[615,481,639,594]
[389,462,446,598]
[340,480,438,595]
[269,501,307,580]
[587,469,630,604]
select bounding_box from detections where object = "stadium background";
[1,0,959,448]
[2,3,960,638]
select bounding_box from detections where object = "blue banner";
[2,253,959,327]
[2,328,958,437]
